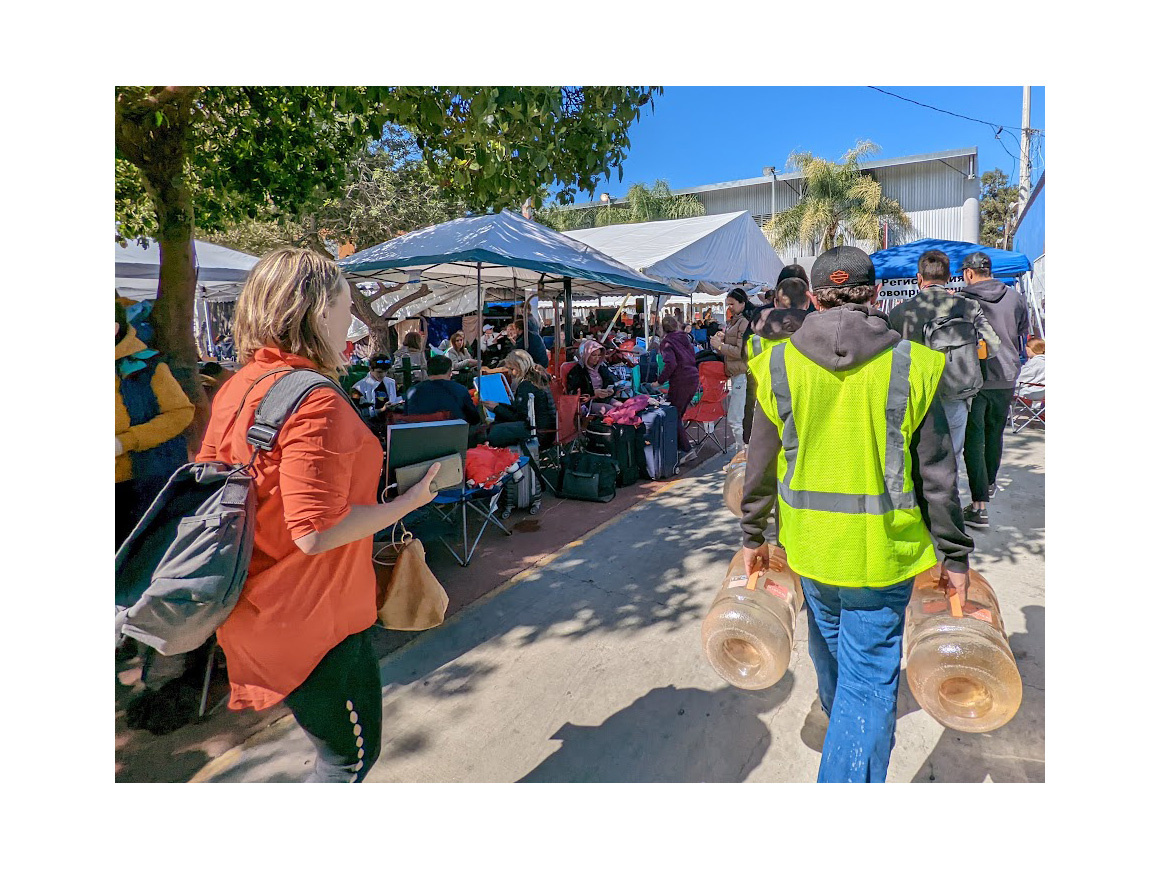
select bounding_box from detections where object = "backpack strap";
[246,369,357,452]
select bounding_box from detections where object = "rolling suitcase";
[584,420,641,487]
[499,440,542,519]
[638,404,679,480]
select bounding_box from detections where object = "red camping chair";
[541,378,582,487]
[1009,384,1045,433]
[683,361,729,455]
[559,361,577,391]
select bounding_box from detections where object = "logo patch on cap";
[829,270,850,285]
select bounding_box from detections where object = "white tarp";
[339,209,677,342]
[115,237,258,302]
[563,211,785,296]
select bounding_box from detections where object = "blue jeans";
[800,575,914,783]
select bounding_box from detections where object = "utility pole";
[1018,86,1033,217]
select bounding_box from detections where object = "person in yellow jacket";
[740,247,974,783]
[115,299,194,548]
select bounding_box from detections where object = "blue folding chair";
[430,456,529,566]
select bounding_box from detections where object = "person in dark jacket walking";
[657,315,700,463]
[740,278,812,443]
[741,246,973,783]
[958,251,1030,528]
[888,249,1002,462]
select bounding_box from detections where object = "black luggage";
[557,451,618,502]
[638,404,679,480]
[584,420,641,487]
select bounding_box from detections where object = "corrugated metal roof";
[673,148,977,195]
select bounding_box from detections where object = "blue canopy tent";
[870,238,1031,282]
[338,209,680,363]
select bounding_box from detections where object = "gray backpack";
[115,369,355,655]
[922,315,984,401]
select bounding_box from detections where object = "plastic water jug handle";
[746,572,762,591]
[948,591,964,618]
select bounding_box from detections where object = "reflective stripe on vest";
[767,341,916,515]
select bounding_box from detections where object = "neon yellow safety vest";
[751,339,945,588]
[745,333,780,370]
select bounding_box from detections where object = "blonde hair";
[450,330,466,346]
[233,248,347,377]
[504,349,551,390]
[1026,337,1045,356]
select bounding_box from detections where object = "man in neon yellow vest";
[740,275,812,442]
[740,246,974,783]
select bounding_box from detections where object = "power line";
[867,86,1041,136]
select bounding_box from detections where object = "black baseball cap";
[811,246,876,290]
[962,251,992,271]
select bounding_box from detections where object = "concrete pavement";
[193,429,1045,783]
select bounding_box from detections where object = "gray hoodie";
[740,304,973,574]
[958,278,1030,390]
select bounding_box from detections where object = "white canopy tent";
[116,237,259,359]
[114,238,258,302]
[563,211,785,297]
[338,209,679,346]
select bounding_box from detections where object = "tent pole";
[553,297,561,379]
[600,293,632,344]
[563,277,573,363]
[476,263,483,371]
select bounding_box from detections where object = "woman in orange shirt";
[197,249,440,783]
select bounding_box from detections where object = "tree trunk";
[117,88,210,453]
[151,182,209,453]
[349,281,432,357]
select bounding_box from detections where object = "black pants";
[742,371,757,445]
[283,628,383,783]
[963,388,1015,503]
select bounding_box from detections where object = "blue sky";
[579,86,1046,201]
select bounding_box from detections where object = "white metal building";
[676,147,981,263]
[564,148,983,271]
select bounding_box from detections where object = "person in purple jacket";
[657,315,701,464]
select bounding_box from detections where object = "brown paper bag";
[373,525,448,631]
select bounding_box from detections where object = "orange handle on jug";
[948,590,964,618]
[746,572,762,591]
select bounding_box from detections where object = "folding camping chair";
[429,455,529,566]
[1009,384,1045,433]
[541,384,581,484]
[682,361,730,455]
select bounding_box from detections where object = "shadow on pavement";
[908,604,1045,782]
[963,431,1045,567]
[380,461,739,692]
[518,676,795,783]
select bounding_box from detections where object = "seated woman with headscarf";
[565,339,616,401]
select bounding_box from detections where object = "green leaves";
[766,140,909,253]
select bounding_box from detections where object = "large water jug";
[722,448,747,517]
[904,566,1022,733]
[702,546,802,690]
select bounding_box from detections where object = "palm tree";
[537,179,705,231]
[764,140,910,253]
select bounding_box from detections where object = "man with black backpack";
[887,249,1001,466]
[958,251,1030,529]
